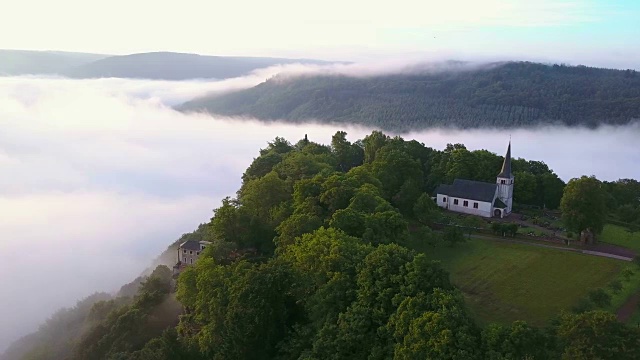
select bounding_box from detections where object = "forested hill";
[179,61,640,131]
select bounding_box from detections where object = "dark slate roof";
[435,179,497,202]
[179,240,202,251]
[497,142,512,178]
[493,197,507,208]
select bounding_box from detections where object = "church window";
[190,251,193,255]
[442,197,447,202]
[473,202,479,209]
[454,199,459,205]
[463,200,469,207]
[196,251,200,256]
[501,180,506,184]
[183,249,186,254]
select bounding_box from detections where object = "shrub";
[587,288,611,308]
[607,280,623,294]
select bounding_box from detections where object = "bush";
[621,268,635,282]
[572,298,595,313]
[587,288,611,308]
[607,280,623,294]
[567,232,574,239]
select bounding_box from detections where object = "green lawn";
[408,238,626,326]
[601,224,640,253]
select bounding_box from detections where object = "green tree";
[443,226,465,247]
[331,131,364,171]
[481,321,558,360]
[362,130,389,163]
[560,176,607,237]
[514,171,537,205]
[556,311,640,360]
[413,193,441,225]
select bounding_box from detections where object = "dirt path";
[617,292,640,322]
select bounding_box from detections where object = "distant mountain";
[63,52,332,80]
[179,61,640,131]
[0,50,333,80]
[0,50,107,76]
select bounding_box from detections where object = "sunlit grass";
[408,237,626,326]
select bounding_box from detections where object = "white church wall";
[438,195,492,217]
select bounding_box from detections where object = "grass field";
[407,237,627,326]
[601,224,640,253]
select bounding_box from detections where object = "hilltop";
[179,61,640,131]
[62,52,331,80]
[0,50,332,80]
[0,50,107,76]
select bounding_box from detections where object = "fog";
[1,72,639,352]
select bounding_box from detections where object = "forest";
[179,62,640,131]
[4,131,640,360]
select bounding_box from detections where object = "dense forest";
[180,62,640,131]
[5,131,640,360]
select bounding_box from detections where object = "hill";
[0,50,333,80]
[179,61,640,131]
[62,52,332,80]
[0,50,107,76]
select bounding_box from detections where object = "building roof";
[497,141,512,178]
[179,240,211,251]
[435,179,497,203]
[493,197,507,208]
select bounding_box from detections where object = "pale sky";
[1,0,639,67]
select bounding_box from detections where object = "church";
[434,142,514,218]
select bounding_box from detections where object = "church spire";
[497,141,512,178]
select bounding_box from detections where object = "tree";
[392,290,481,360]
[461,216,486,239]
[413,193,441,225]
[560,176,607,237]
[555,311,640,360]
[331,131,364,171]
[514,171,537,205]
[443,226,465,247]
[362,130,389,163]
[481,321,558,360]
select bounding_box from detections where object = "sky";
[1,0,639,68]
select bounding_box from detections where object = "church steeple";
[497,141,512,178]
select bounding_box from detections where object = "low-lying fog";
[1,74,639,352]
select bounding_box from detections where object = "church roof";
[497,142,512,178]
[435,179,497,203]
[179,240,212,251]
[493,197,507,208]
[179,240,201,251]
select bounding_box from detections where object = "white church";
[434,142,514,218]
